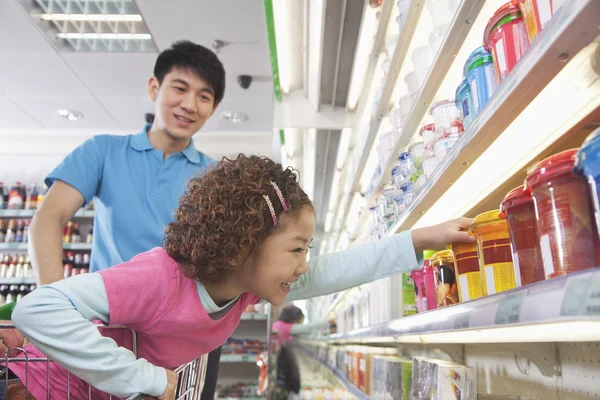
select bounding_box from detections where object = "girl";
[5,154,472,399]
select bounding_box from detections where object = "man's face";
[148,67,218,140]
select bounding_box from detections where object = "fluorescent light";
[40,13,143,22]
[56,33,151,40]
[307,0,326,108]
[336,128,352,169]
[415,41,600,228]
[272,0,291,93]
[303,129,316,200]
[347,6,380,110]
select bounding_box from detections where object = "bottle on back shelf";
[63,221,73,244]
[82,253,90,270]
[15,220,24,243]
[86,225,93,244]
[4,220,16,243]
[0,220,6,243]
[23,256,31,279]
[25,183,39,210]
[22,220,29,243]
[7,182,25,210]
[36,186,47,209]
[71,223,82,243]
[0,183,8,209]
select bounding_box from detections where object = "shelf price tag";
[561,272,600,316]
[495,291,526,325]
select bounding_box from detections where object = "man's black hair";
[278,305,304,324]
[154,40,226,105]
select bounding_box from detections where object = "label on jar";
[512,252,522,287]
[458,272,483,301]
[470,78,479,114]
[495,37,507,79]
[484,263,516,295]
[540,234,554,278]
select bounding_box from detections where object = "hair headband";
[264,181,288,226]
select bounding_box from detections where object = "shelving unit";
[305,0,600,398]
[0,209,94,218]
[220,354,258,363]
[0,243,92,251]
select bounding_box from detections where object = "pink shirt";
[272,320,294,345]
[9,248,260,399]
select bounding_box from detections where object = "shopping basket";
[0,323,208,400]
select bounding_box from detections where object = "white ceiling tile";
[0,96,43,129]
[97,96,154,131]
[9,97,120,130]
[63,53,157,97]
[0,0,55,53]
[0,53,90,97]
[193,134,273,159]
[204,96,273,132]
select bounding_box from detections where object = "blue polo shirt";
[46,124,216,272]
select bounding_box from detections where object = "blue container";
[574,127,600,239]
[463,47,498,116]
[455,79,473,129]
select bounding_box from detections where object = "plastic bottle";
[7,182,25,209]
[0,302,16,320]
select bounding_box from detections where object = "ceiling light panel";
[19,0,156,52]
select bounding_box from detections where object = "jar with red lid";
[525,149,596,278]
[499,185,545,286]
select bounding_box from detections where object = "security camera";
[238,75,252,89]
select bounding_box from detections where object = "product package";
[411,357,477,400]
[370,355,412,400]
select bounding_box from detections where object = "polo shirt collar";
[130,124,201,164]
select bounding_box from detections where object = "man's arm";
[28,181,85,285]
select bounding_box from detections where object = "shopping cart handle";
[125,394,149,400]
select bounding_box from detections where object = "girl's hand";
[0,320,25,357]
[411,217,475,253]
[158,369,178,400]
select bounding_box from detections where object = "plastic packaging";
[484,2,530,82]
[420,123,437,157]
[499,185,545,286]
[422,155,439,180]
[431,250,459,307]
[525,149,596,278]
[455,79,474,129]
[405,70,421,98]
[451,242,484,302]
[412,45,434,85]
[464,46,499,116]
[574,127,600,240]
[429,24,450,58]
[470,210,517,295]
[411,357,478,400]
[512,0,555,42]
[397,0,410,32]
[398,94,415,123]
[422,250,438,311]
[409,142,425,170]
[430,100,464,139]
[389,107,404,130]
[411,269,427,313]
[426,0,457,30]
[434,136,460,163]
[386,34,399,57]
[400,181,415,206]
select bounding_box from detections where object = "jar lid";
[574,127,600,176]
[431,249,454,264]
[484,2,522,49]
[455,79,470,106]
[469,209,502,234]
[430,100,455,115]
[398,152,411,161]
[499,185,532,218]
[419,124,436,136]
[525,149,579,189]
[464,47,494,76]
[451,241,477,254]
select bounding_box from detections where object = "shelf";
[349,0,488,240]
[382,0,600,234]
[311,268,600,344]
[296,347,369,400]
[0,208,94,218]
[220,354,258,363]
[0,243,92,251]
[0,277,35,285]
[240,313,268,321]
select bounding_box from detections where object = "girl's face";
[243,207,316,306]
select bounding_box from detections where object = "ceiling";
[0,0,275,184]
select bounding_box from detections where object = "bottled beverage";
[22,220,29,243]
[7,183,25,209]
[86,225,93,244]
[83,253,90,269]
[15,220,24,243]
[5,285,18,304]
[22,257,31,279]
[71,223,82,243]
[37,186,47,209]
[25,183,39,210]
[0,183,8,209]
[0,220,6,242]
[63,221,73,243]
[0,301,16,319]
[74,253,82,268]
[4,220,16,243]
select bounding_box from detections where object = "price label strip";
[561,272,600,317]
[495,291,527,325]
[454,311,472,330]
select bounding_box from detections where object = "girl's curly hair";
[163,154,314,283]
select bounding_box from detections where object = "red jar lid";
[483,2,522,49]
[419,124,436,136]
[499,185,532,218]
[525,149,579,190]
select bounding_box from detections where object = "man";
[28,40,224,399]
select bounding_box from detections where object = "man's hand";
[158,369,178,400]
[411,217,475,253]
